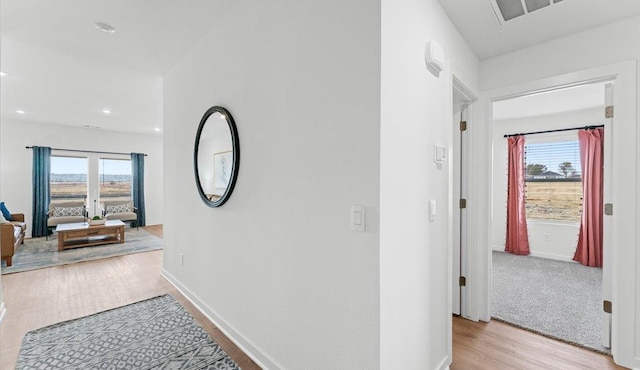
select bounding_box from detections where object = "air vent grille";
[490,0,565,24]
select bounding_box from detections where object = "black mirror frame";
[193,106,240,208]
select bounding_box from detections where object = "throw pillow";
[0,202,12,221]
[107,204,131,214]
[53,206,83,217]
[0,213,7,224]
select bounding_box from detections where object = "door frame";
[469,60,637,367]
[452,76,477,319]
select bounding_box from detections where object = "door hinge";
[605,105,614,119]
[460,121,467,131]
[459,276,466,287]
[604,300,612,314]
[459,199,467,209]
[604,203,613,216]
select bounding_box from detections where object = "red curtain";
[573,128,604,267]
[506,136,530,255]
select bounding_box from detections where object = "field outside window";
[50,156,88,202]
[99,158,132,203]
[525,140,582,223]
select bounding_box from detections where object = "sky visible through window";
[525,140,581,177]
[51,157,131,175]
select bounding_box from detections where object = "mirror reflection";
[194,106,239,207]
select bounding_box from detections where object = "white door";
[452,102,469,317]
[602,82,613,348]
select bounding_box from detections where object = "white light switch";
[351,204,366,232]
[429,200,436,222]
[434,145,447,164]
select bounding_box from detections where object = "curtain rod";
[25,146,147,156]
[503,125,604,138]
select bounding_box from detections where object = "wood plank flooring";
[0,225,260,370]
[452,316,627,370]
[0,224,629,369]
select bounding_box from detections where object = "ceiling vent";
[489,0,564,24]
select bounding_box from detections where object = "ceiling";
[4,1,640,135]
[437,0,640,60]
[492,81,605,121]
[1,0,231,135]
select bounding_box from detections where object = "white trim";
[473,60,637,368]
[436,354,451,370]
[0,302,6,324]
[161,269,281,370]
[452,76,480,324]
[492,247,575,263]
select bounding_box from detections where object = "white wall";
[480,16,640,368]
[0,120,164,231]
[491,108,601,261]
[163,1,380,369]
[380,0,479,368]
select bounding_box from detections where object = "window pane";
[525,141,582,222]
[99,158,132,202]
[50,156,88,202]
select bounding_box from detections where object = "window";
[50,156,88,201]
[524,140,582,222]
[99,158,132,202]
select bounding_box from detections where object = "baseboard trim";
[493,247,575,263]
[529,251,575,263]
[436,355,450,370]
[0,302,6,325]
[161,269,281,370]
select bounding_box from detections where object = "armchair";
[102,200,138,230]
[1,213,26,267]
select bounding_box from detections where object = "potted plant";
[89,215,106,226]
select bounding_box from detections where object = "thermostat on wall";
[425,40,445,73]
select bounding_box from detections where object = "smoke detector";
[489,0,565,24]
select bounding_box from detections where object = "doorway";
[468,61,638,368]
[489,81,611,353]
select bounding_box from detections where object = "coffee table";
[56,220,126,251]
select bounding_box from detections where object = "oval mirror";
[194,106,240,207]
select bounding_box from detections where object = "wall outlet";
[180,253,184,266]
[544,234,549,242]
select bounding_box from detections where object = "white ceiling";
[492,81,605,121]
[1,0,229,135]
[4,1,639,135]
[437,0,640,60]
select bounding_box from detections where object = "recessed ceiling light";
[154,128,161,132]
[102,109,111,114]
[0,72,7,76]
[94,22,116,33]
[16,109,25,114]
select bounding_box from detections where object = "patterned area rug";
[16,295,241,370]
[1,228,162,274]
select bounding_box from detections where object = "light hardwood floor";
[452,316,626,370]
[0,225,259,370]
[0,225,628,369]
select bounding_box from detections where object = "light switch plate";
[351,204,365,232]
[434,145,447,164]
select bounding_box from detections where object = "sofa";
[47,201,88,238]
[102,200,138,229]
[1,213,26,267]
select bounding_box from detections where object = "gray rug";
[1,229,162,274]
[16,294,240,369]
[492,251,607,354]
